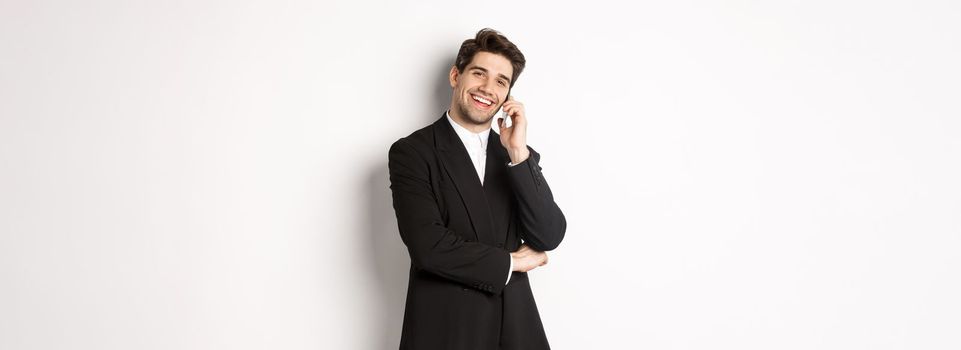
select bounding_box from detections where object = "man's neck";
[448,108,491,134]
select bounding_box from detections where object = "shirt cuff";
[506,254,513,285]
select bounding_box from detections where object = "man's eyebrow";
[468,66,512,83]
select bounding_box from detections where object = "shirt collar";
[446,111,491,148]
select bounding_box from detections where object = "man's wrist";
[508,147,530,165]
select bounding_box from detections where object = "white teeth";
[472,95,492,106]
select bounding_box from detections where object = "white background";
[2,1,959,349]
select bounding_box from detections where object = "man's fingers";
[513,243,548,271]
[502,101,523,116]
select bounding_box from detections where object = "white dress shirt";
[446,112,514,285]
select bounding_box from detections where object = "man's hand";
[510,244,548,273]
[498,96,530,164]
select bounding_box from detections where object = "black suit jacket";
[388,114,567,350]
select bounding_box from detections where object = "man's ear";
[449,65,459,88]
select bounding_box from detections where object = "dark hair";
[454,28,526,88]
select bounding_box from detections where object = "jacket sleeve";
[506,146,567,251]
[388,139,511,294]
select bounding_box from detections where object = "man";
[388,28,567,350]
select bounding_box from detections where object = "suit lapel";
[484,130,513,246]
[433,115,495,244]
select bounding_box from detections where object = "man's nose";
[478,79,495,95]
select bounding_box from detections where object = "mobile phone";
[501,92,511,124]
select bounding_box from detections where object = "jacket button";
[496,243,503,248]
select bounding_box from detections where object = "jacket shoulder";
[397,122,435,147]
[389,122,437,163]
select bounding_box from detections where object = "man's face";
[449,51,513,127]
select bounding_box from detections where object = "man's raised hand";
[498,96,530,164]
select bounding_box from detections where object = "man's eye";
[498,81,507,86]
[473,72,483,76]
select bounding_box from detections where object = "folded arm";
[388,139,511,294]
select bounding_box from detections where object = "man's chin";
[468,113,495,126]
[455,104,495,126]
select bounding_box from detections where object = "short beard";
[455,100,497,127]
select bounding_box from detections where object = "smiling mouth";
[470,93,494,110]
